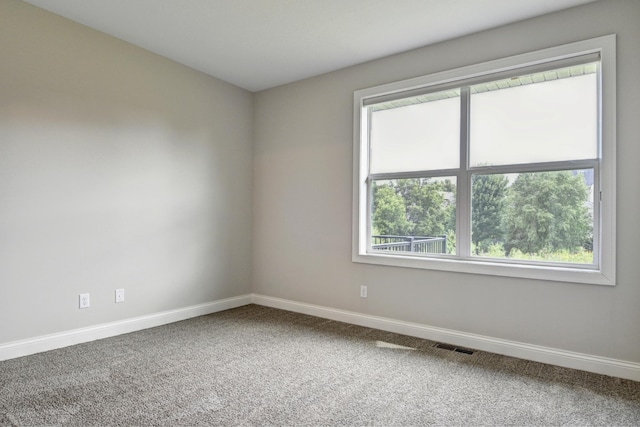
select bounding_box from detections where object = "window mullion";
[458,87,471,258]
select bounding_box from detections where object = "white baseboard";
[0,294,252,361]
[4,293,638,382]
[251,294,640,382]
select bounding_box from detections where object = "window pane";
[469,64,598,167]
[371,177,456,255]
[369,92,460,174]
[471,170,594,264]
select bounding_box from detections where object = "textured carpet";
[1,304,639,426]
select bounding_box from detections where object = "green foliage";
[471,174,509,254]
[371,170,592,262]
[508,248,593,263]
[371,183,411,236]
[396,179,450,236]
[372,178,455,238]
[445,229,456,254]
[503,171,591,255]
[475,243,593,263]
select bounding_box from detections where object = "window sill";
[352,252,615,286]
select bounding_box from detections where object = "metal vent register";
[434,343,475,355]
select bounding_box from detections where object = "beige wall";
[0,1,253,342]
[253,0,640,363]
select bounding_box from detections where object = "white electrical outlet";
[79,293,90,309]
[115,288,125,303]
[360,285,368,298]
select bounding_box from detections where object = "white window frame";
[352,35,616,286]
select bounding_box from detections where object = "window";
[353,35,616,285]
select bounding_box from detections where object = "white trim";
[251,294,640,382]
[356,36,612,104]
[5,292,637,382]
[353,35,616,286]
[353,253,613,285]
[0,294,252,361]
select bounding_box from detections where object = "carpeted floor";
[1,304,639,426]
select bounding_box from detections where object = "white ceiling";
[23,0,596,92]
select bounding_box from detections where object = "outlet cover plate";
[115,289,125,303]
[360,285,368,298]
[79,293,90,309]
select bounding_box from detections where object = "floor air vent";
[434,343,475,355]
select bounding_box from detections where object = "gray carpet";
[1,305,639,426]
